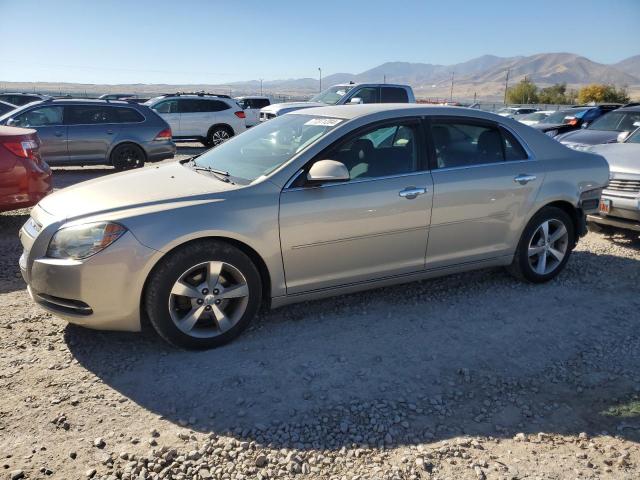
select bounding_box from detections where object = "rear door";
[178,99,217,137]
[151,100,180,135]
[10,106,68,163]
[66,105,120,163]
[425,117,544,268]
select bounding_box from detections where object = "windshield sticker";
[305,118,343,127]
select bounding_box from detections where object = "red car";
[0,126,52,212]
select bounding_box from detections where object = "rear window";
[66,105,116,124]
[179,99,230,113]
[114,107,144,123]
[380,87,409,103]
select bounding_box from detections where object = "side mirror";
[307,160,350,184]
[617,131,630,143]
[581,122,589,129]
[6,118,18,127]
[633,121,640,128]
[349,97,363,105]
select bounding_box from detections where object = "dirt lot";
[1,150,640,479]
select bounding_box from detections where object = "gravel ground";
[1,150,640,479]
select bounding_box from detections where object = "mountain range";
[3,52,639,101]
[229,52,640,97]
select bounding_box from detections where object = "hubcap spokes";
[527,219,568,275]
[169,261,249,338]
[212,131,230,146]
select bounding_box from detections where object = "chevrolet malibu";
[19,105,609,349]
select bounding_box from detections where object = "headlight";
[47,222,127,260]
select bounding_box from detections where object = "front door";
[425,117,545,268]
[279,120,433,294]
[10,106,68,164]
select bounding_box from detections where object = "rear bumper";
[0,162,52,213]
[144,140,176,162]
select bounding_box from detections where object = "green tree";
[506,78,539,104]
[578,84,630,104]
[538,83,568,104]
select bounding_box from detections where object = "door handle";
[106,129,114,135]
[514,174,536,185]
[399,187,427,199]
[54,131,64,137]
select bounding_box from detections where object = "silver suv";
[145,93,247,147]
[0,99,175,169]
[260,82,415,121]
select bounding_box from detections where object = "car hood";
[38,161,237,222]
[261,102,326,114]
[531,122,566,131]
[557,129,619,145]
[589,143,640,175]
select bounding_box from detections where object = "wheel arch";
[207,123,236,137]
[108,140,148,165]
[140,235,273,321]
[528,199,582,246]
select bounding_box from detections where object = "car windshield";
[588,111,640,132]
[309,86,354,105]
[626,128,640,144]
[540,109,588,124]
[187,114,344,183]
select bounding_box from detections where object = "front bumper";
[586,191,640,232]
[20,224,161,332]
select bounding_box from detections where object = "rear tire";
[507,206,575,283]
[111,143,145,170]
[204,126,233,148]
[145,240,262,349]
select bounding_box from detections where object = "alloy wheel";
[211,130,230,146]
[168,261,249,338]
[527,218,569,275]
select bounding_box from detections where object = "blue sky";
[0,0,638,84]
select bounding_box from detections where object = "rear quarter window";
[115,107,144,123]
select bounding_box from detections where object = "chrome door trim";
[433,158,534,174]
[513,174,537,185]
[399,187,427,198]
[284,170,432,193]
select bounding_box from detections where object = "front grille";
[607,179,640,194]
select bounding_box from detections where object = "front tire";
[145,240,262,349]
[508,206,575,283]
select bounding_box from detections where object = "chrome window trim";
[13,104,147,127]
[283,170,432,193]
[433,158,534,174]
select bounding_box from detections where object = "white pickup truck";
[258,82,415,121]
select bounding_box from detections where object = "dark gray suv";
[0,99,176,169]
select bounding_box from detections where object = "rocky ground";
[1,154,639,479]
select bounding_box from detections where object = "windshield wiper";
[190,161,234,184]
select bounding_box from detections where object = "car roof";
[332,82,409,88]
[34,98,142,106]
[288,103,508,121]
[617,105,640,112]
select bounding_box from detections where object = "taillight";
[234,111,246,119]
[154,127,172,141]
[565,117,578,126]
[1,139,39,159]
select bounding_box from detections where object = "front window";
[309,86,354,105]
[187,114,344,183]
[626,128,640,144]
[11,106,64,127]
[588,111,640,132]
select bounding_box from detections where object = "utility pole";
[449,72,454,102]
[383,74,386,84]
[318,67,322,93]
[259,78,263,96]
[503,68,510,105]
